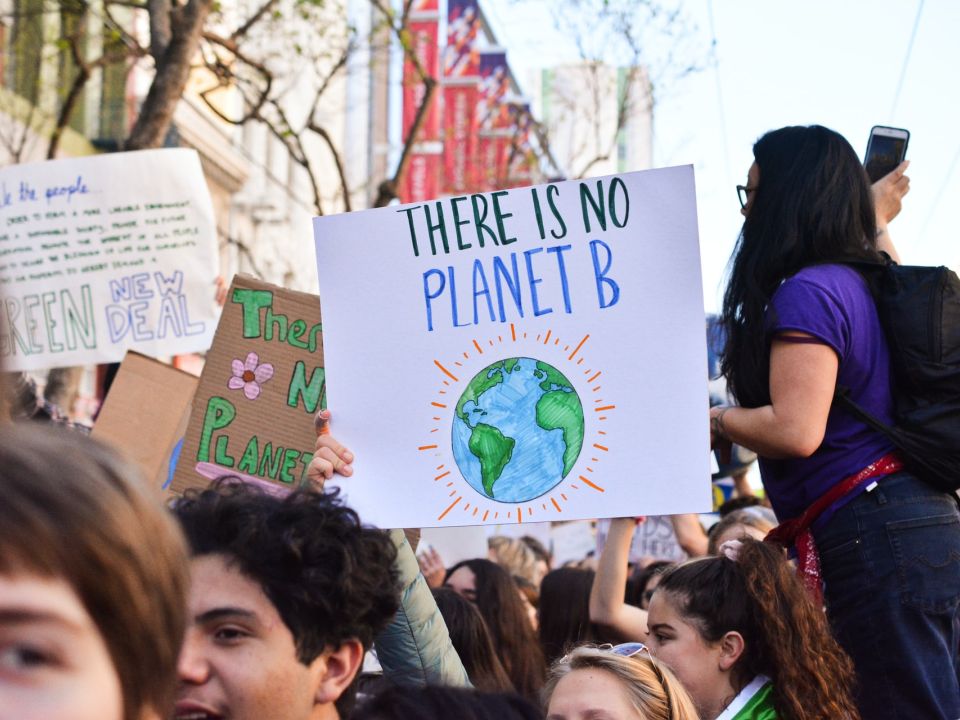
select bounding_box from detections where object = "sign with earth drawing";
[313,166,711,528]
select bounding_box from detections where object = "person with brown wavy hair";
[445,558,547,702]
[647,538,858,720]
[432,587,515,693]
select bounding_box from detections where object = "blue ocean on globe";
[452,357,582,503]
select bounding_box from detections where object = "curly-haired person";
[647,538,859,720]
[171,481,402,720]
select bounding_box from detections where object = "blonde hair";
[488,535,544,586]
[543,646,700,720]
[707,509,776,555]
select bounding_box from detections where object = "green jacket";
[373,530,471,688]
[719,676,777,720]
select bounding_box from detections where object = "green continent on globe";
[536,389,584,477]
[468,422,516,497]
[533,361,583,477]
[456,361,506,423]
[533,360,572,393]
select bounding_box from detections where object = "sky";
[483,0,959,311]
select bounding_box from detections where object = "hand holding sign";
[306,409,355,485]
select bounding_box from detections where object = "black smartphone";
[864,125,910,183]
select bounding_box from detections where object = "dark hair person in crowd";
[537,567,604,664]
[711,124,960,717]
[445,558,547,700]
[648,538,859,720]
[172,481,401,720]
[628,560,675,611]
[432,587,514,692]
[513,574,541,631]
[350,685,543,720]
[172,410,469,720]
[543,645,699,720]
[0,425,189,720]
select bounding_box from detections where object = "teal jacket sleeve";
[373,529,471,688]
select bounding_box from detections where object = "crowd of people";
[1,124,957,720]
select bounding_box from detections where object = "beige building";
[0,0,392,414]
[0,0,392,294]
[532,61,653,179]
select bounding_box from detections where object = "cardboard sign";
[170,275,324,495]
[314,167,710,528]
[0,149,219,371]
[92,351,198,492]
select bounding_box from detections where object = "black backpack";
[836,256,960,492]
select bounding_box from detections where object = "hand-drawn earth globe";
[452,357,584,503]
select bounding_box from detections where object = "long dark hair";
[537,567,605,664]
[720,125,881,407]
[628,560,675,610]
[445,559,547,700]
[656,539,859,720]
[432,587,515,693]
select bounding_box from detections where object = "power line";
[706,0,732,186]
[890,0,925,119]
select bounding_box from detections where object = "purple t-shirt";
[759,264,895,521]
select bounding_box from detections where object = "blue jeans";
[813,471,960,719]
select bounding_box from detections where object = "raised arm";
[307,411,470,688]
[670,514,708,557]
[374,529,471,688]
[589,517,649,640]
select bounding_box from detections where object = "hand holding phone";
[872,159,910,228]
[864,125,910,183]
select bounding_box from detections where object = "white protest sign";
[0,149,219,370]
[485,521,552,547]
[420,526,489,567]
[314,167,710,528]
[596,517,688,563]
[551,520,597,566]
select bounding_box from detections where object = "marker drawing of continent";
[468,422,516,497]
[533,361,584,477]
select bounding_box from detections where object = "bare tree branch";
[126,0,214,150]
[307,121,352,212]
[47,26,91,159]
[374,75,435,206]
[48,2,147,158]
[146,0,172,60]
[230,0,280,41]
[368,0,438,206]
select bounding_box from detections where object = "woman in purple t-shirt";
[710,125,960,719]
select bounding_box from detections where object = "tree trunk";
[125,0,213,150]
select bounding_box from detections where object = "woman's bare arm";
[589,517,649,639]
[710,336,838,459]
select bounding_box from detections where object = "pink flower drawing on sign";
[228,352,274,400]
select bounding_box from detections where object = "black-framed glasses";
[736,184,757,209]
